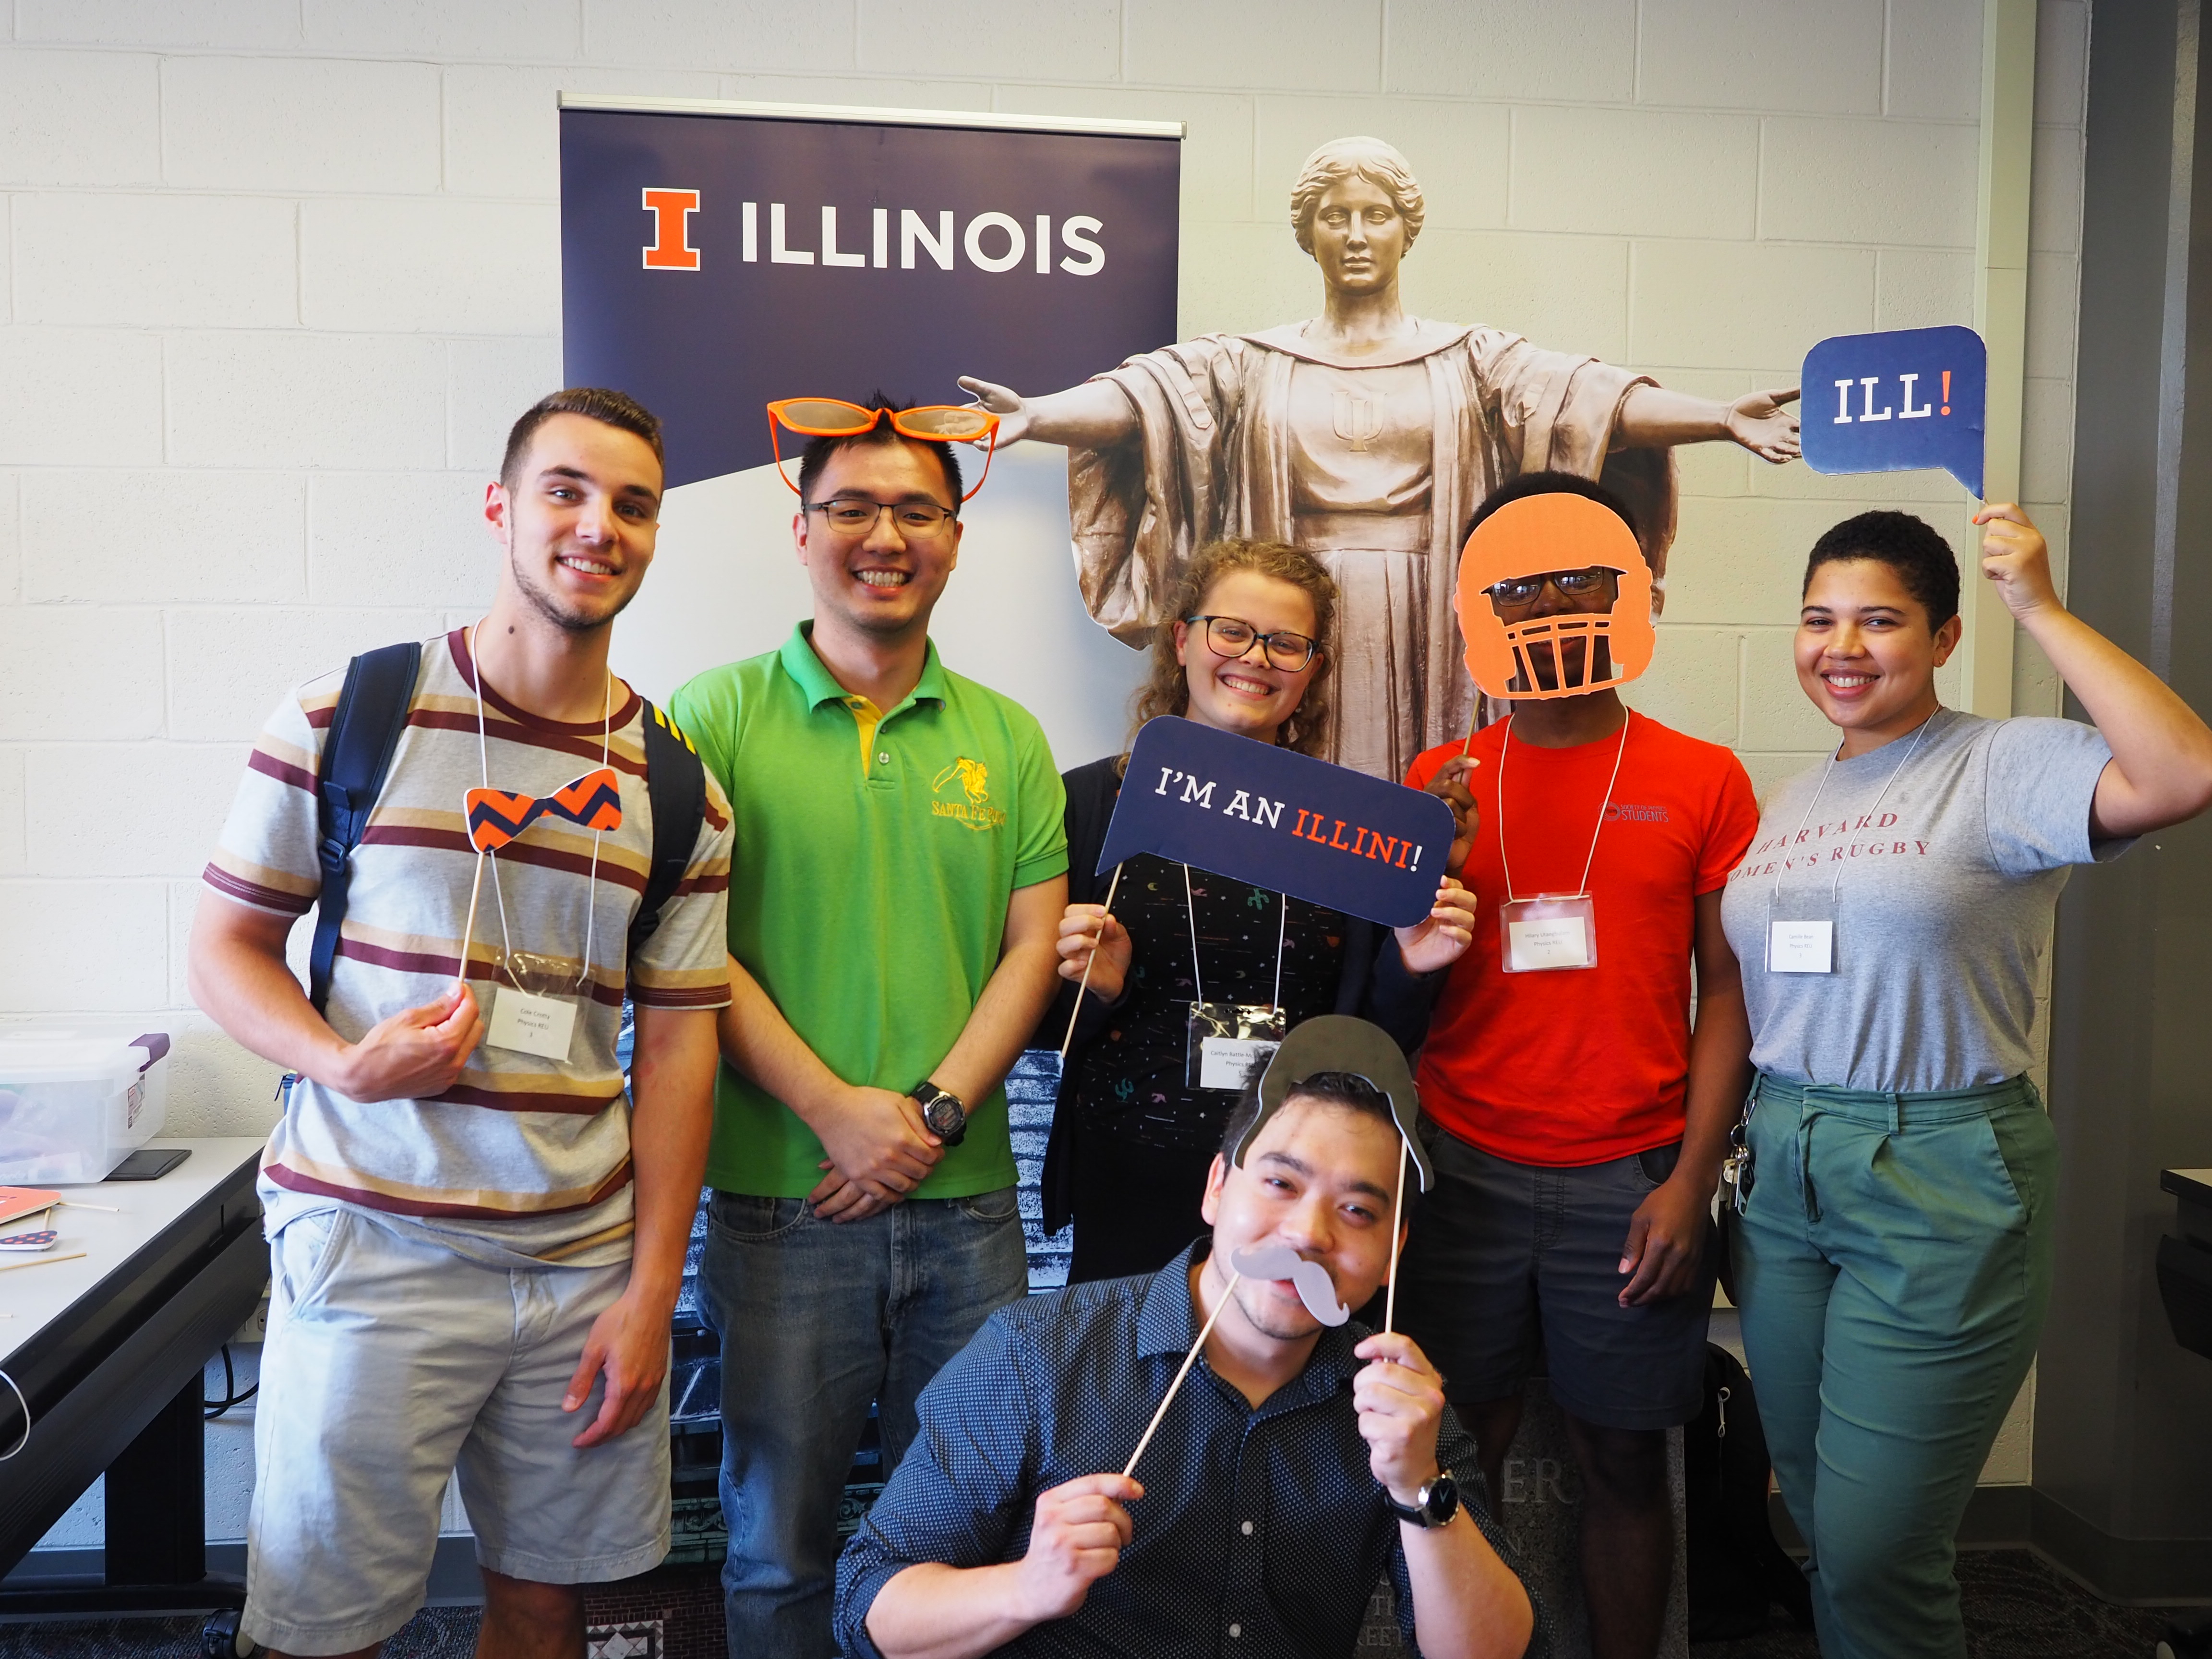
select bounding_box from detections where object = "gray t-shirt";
[1719,708,2126,1092]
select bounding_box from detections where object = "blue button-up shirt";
[834,1243,1540,1659]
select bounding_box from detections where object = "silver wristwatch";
[911,1080,967,1148]
[1382,1472,1460,1530]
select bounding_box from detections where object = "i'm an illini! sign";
[1098,718,1456,929]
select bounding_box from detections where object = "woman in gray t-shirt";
[1715,504,2212,1659]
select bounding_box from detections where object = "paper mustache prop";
[1228,1243,1351,1326]
[465,767,624,853]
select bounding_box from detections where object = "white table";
[0,1137,268,1615]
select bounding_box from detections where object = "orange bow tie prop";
[455,768,623,988]
[465,769,623,853]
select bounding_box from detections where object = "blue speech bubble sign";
[1098,718,1455,928]
[1801,325,1987,497]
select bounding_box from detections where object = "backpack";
[1684,1341,1815,1641]
[307,639,706,1014]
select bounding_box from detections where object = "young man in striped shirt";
[190,388,732,1659]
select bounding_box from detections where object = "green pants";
[1731,1071,2056,1659]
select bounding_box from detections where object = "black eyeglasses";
[805,497,958,535]
[1184,614,1322,672]
[1485,567,1615,608]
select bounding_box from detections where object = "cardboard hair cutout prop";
[1454,493,1655,701]
[1231,1014,1433,1193]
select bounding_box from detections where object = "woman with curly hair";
[1035,537,1475,1282]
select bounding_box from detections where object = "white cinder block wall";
[3,0,2087,1548]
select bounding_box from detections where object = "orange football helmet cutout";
[1455,493,1656,700]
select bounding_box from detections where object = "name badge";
[1767,920,1835,975]
[1500,895,1597,973]
[486,986,577,1061]
[1186,1002,1288,1091]
[1200,1037,1280,1091]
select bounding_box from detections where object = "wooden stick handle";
[0,1251,87,1273]
[456,849,487,988]
[1123,1269,1239,1481]
[1382,1140,1409,1337]
[1056,863,1124,1064]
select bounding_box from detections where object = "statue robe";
[1067,318,1677,780]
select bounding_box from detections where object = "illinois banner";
[559,96,1182,490]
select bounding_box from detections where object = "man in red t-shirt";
[1397,472,1758,1659]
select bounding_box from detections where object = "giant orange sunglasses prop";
[766,398,1001,501]
[1454,493,1656,701]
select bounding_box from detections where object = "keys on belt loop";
[1719,1088,1757,1218]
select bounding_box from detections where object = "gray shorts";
[1394,1130,1716,1431]
[242,1207,671,1655]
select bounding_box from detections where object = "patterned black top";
[1068,852,1349,1151]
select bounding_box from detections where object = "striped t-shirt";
[204,628,733,1262]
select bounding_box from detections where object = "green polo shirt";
[670,624,1069,1199]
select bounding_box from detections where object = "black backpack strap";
[309,641,422,1014]
[630,698,707,961]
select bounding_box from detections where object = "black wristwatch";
[912,1080,967,1148]
[1382,1472,1459,1530]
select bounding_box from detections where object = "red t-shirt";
[1406,711,1758,1166]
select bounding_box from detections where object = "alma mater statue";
[961,136,1803,781]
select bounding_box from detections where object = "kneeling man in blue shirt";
[834,1066,1542,1659]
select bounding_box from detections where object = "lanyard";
[1182,864,1288,1010]
[1494,714,1630,903]
[470,620,612,994]
[1767,709,1937,919]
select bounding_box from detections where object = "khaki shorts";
[241,1207,670,1656]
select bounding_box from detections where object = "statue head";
[1290,137,1425,289]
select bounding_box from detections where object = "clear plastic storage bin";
[0,1030,171,1185]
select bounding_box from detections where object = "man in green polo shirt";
[669,399,1068,1659]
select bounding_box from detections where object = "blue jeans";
[701,1187,1028,1659]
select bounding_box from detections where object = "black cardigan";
[1029,755,1445,1235]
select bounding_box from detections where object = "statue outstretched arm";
[1617,384,1802,465]
[957,375,1141,451]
